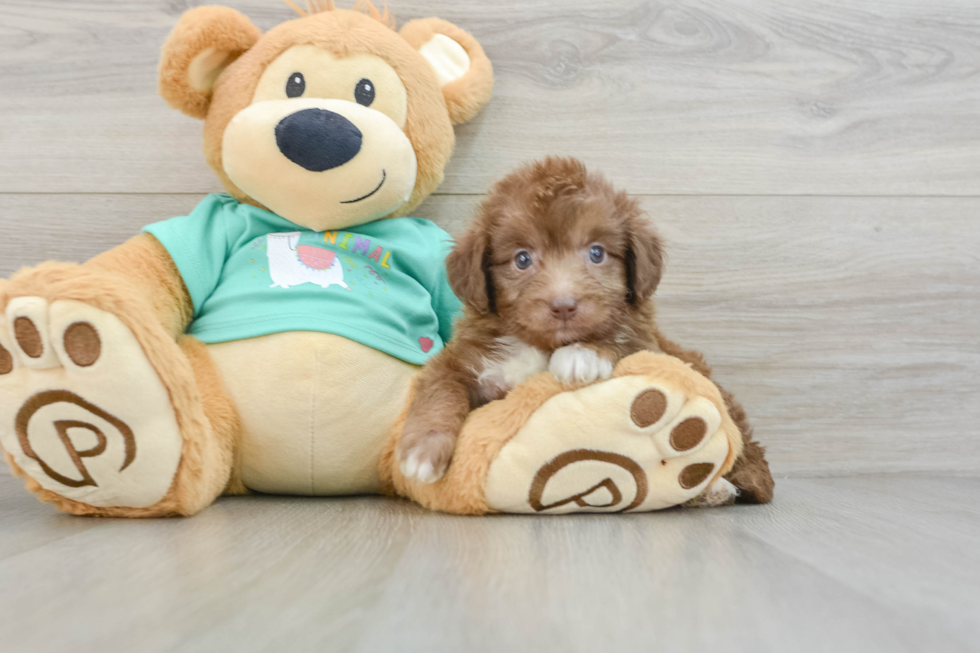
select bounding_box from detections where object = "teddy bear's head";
[159,1,492,231]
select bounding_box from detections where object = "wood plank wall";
[1,0,978,477]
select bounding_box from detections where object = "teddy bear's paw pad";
[0,298,182,508]
[484,374,732,514]
[630,388,721,459]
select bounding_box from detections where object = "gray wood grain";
[1,0,979,195]
[3,193,978,477]
[1,2,978,650]
[0,473,977,653]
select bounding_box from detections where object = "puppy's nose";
[550,297,579,321]
[275,108,363,172]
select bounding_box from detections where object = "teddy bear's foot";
[481,353,743,514]
[0,297,184,510]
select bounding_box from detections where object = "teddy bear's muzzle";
[221,98,417,231]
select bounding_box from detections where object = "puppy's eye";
[514,250,533,270]
[354,78,375,106]
[589,245,606,264]
[286,72,305,98]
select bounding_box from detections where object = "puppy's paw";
[684,478,739,508]
[549,344,614,385]
[398,429,456,484]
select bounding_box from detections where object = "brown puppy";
[398,157,774,506]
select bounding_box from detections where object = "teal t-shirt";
[143,194,461,365]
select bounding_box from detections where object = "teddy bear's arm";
[83,233,194,339]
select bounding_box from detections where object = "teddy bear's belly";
[207,331,418,495]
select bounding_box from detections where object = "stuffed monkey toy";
[0,3,770,516]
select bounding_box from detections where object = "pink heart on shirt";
[419,337,434,353]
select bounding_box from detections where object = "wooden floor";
[1,473,978,653]
[1,1,979,651]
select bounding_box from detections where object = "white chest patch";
[474,337,548,402]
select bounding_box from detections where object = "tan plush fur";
[0,241,228,516]
[382,372,568,514]
[158,6,262,119]
[653,335,774,503]
[383,351,743,514]
[612,352,743,485]
[3,4,769,517]
[157,7,494,217]
[399,18,494,125]
[86,234,193,338]
[179,336,247,497]
[2,4,496,517]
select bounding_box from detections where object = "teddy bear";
[0,1,772,517]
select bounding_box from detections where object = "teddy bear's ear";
[159,7,262,120]
[400,18,494,125]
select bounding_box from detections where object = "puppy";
[398,157,774,506]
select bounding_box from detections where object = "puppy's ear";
[400,18,494,125]
[159,7,261,119]
[624,210,665,304]
[446,229,496,315]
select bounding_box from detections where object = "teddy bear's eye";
[354,78,375,107]
[286,72,305,98]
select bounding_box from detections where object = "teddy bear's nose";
[275,108,363,172]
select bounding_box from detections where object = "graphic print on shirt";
[266,232,350,290]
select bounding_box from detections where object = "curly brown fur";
[400,156,774,500]
[400,157,669,483]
